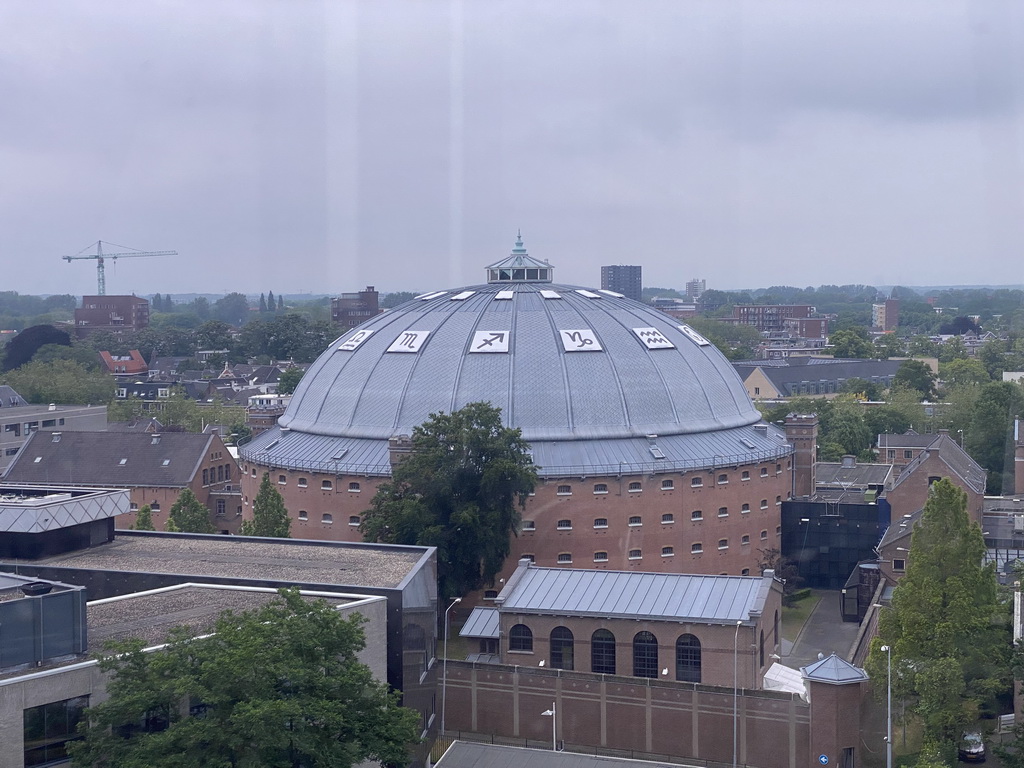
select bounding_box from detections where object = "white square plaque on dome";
[678,324,712,347]
[469,331,510,353]
[559,329,602,352]
[387,331,430,353]
[338,329,375,351]
[632,327,675,349]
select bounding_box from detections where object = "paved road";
[784,589,862,669]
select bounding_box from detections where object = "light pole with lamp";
[733,619,742,768]
[880,644,892,768]
[441,597,462,738]
[541,702,556,751]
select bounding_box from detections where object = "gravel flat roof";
[34,533,426,590]
[88,586,356,648]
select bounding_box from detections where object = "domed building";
[239,236,794,579]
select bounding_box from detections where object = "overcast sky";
[3,1,1024,297]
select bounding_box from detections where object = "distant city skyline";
[3,1,1023,296]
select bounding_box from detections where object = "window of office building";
[23,696,89,767]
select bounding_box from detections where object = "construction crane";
[62,240,177,295]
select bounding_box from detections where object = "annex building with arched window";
[459,557,784,690]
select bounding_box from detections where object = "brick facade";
[444,661,866,768]
[238,458,793,579]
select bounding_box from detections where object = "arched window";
[628,481,642,492]
[591,629,616,674]
[593,483,608,494]
[633,631,658,678]
[676,634,701,683]
[551,626,574,670]
[661,479,674,490]
[509,624,533,652]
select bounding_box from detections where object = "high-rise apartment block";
[871,299,900,331]
[685,278,706,301]
[600,265,642,302]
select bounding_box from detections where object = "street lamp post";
[880,644,892,768]
[733,619,742,768]
[541,702,556,751]
[441,597,462,738]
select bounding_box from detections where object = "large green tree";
[241,473,291,538]
[361,402,537,600]
[893,360,937,400]
[68,588,419,768]
[165,488,216,534]
[1,359,113,404]
[866,479,1008,762]
[964,381,1024,495]
[828,328,874,358]
[277,366,304,395]
[2,324,71,371]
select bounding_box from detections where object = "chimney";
[784,413,819,498]
[388,434,414,468]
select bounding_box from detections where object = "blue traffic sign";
[818,756,829,765]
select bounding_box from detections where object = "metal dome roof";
[278,280,762,443]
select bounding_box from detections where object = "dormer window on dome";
[486,233,553,283]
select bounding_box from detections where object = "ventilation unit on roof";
[264,440,279,451]
[740,438,756,450]
[754,424,768,435]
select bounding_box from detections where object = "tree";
[940,358,990,389]
[267,290,276,313]
[212,292,251,326]
[1,359,113,405]
[893,360,937,400]
[277,294,284,311]
[756,548,802,606]
[241,473,291,538]
[2,324,71,371]
[277,366,304,395]
[194,320,233,350]
[166,489,215,534]
[68,588,419,768]
[828,328,874,358]
[873,332,905,360]
[361,402,537,600]
[964,381,1024,494]
[132,504,155,531]
[259,293,267,313]
[866,479,1008,759]
[839,377,883,401]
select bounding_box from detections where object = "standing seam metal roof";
[280,282,760,442]
[497,566,773,624]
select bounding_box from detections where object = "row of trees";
[134,475,291,538]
